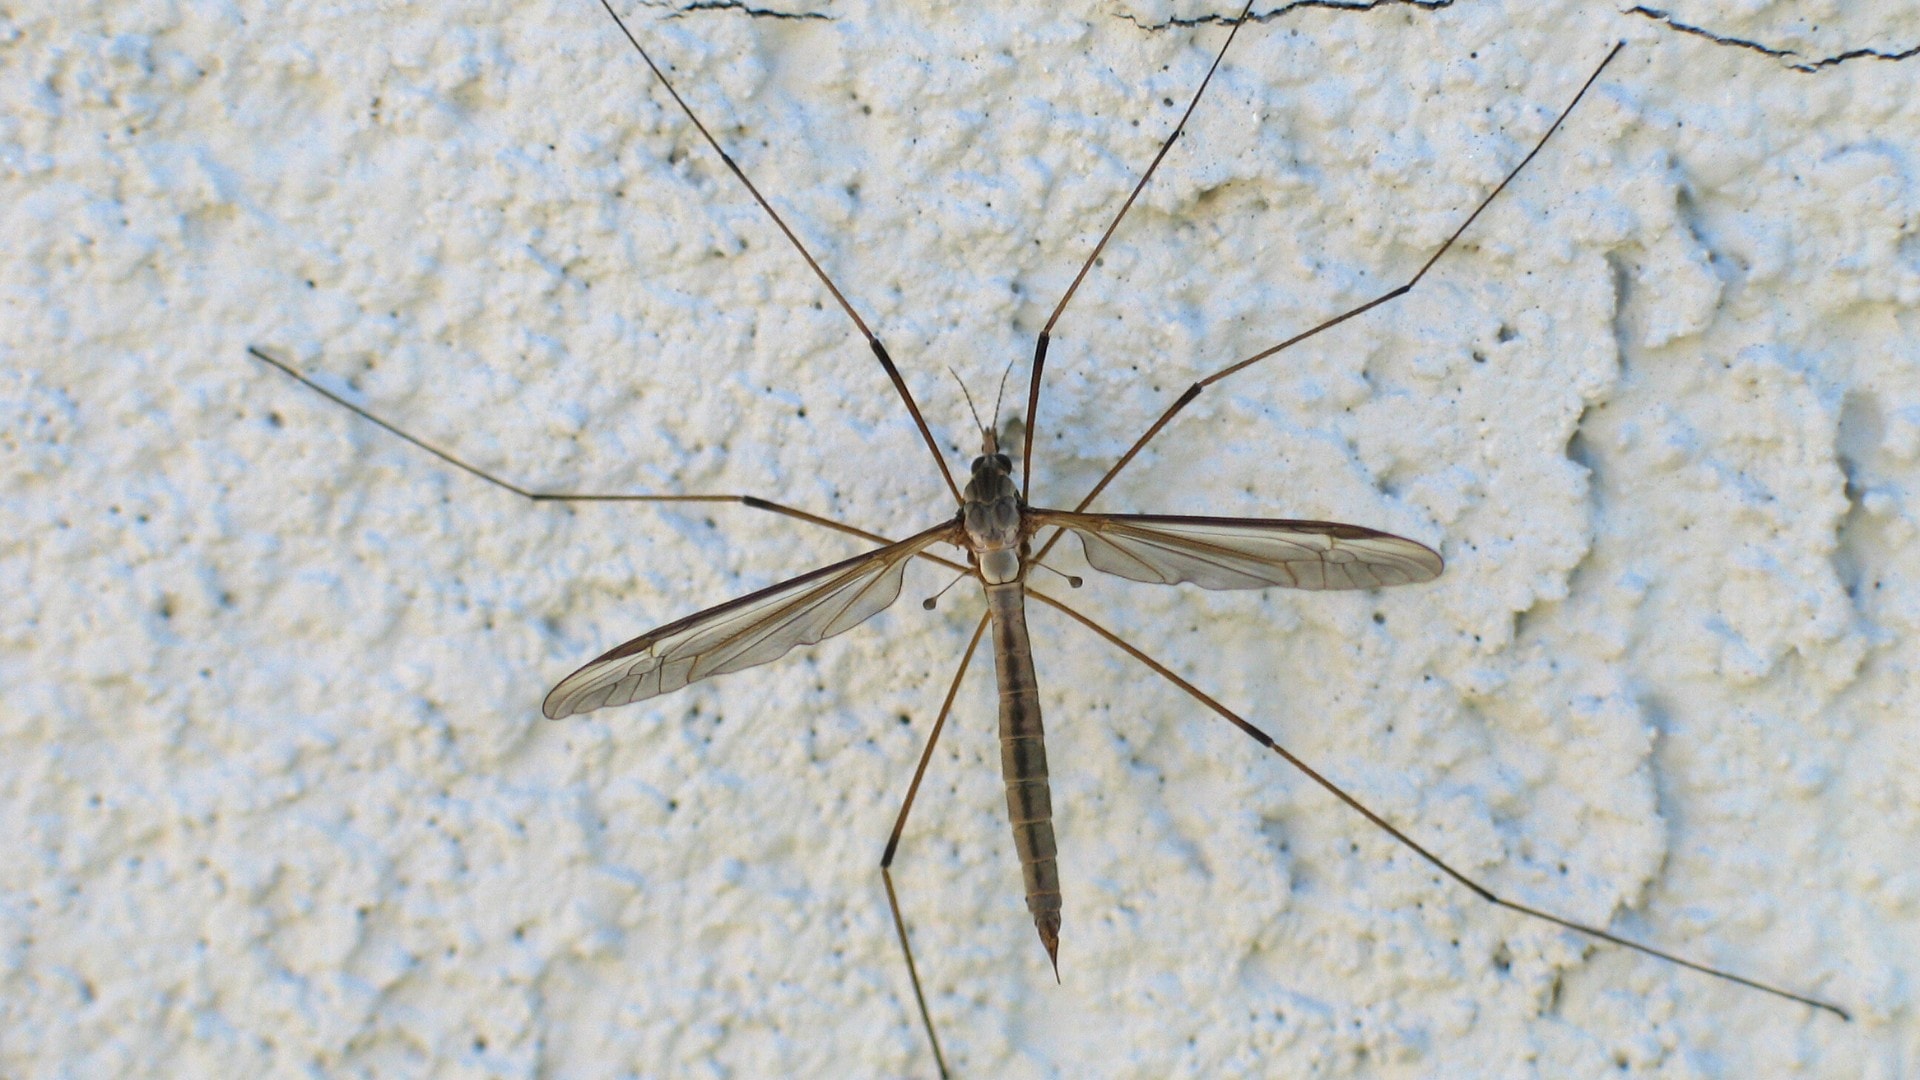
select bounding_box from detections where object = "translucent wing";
[1031,510,1442,591]
[544,521,960,719]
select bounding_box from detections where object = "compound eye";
[993,453,1011,471]
[969,456,987,472]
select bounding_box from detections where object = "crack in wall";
[651,0,1920,72]
[662,0,832,20]
[1628,6,1920,73]
[1117,0,1452,32]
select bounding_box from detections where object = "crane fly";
[247,1,1851,1074]
[541,413,1446,973]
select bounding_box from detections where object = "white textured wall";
[5,1,1917,1076]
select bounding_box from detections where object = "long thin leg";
[1036,40,1626,557]
[247,346,975,566]
[1020,0,1257,499]
[1024,587,1852,1021]
[881,610,992,1080]
[592,0,961,505]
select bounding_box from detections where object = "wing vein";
[1031,509,1441,593]
[544,520,958,718]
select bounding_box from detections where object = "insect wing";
[544,521,960,719]
[1032,510,1442,591]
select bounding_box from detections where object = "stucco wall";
[4,1,1917,1076]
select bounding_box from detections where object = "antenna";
[989,355,1018,445]
[948,365,994,452]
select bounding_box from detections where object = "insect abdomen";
[986,580,1061,970]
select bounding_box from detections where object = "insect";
[248,2,1852,1074]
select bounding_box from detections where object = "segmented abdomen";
[986,580,1061,962]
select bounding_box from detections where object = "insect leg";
[1020,0,1258,500]
[245,346,943,552]
[881,611,991,1080]
[1041,40,1626,542]
[1026,587,1852,1021]
[592,0,961,504]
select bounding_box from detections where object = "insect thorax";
[964,454,1025,585]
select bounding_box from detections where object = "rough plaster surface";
[4,1,1918,1076]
